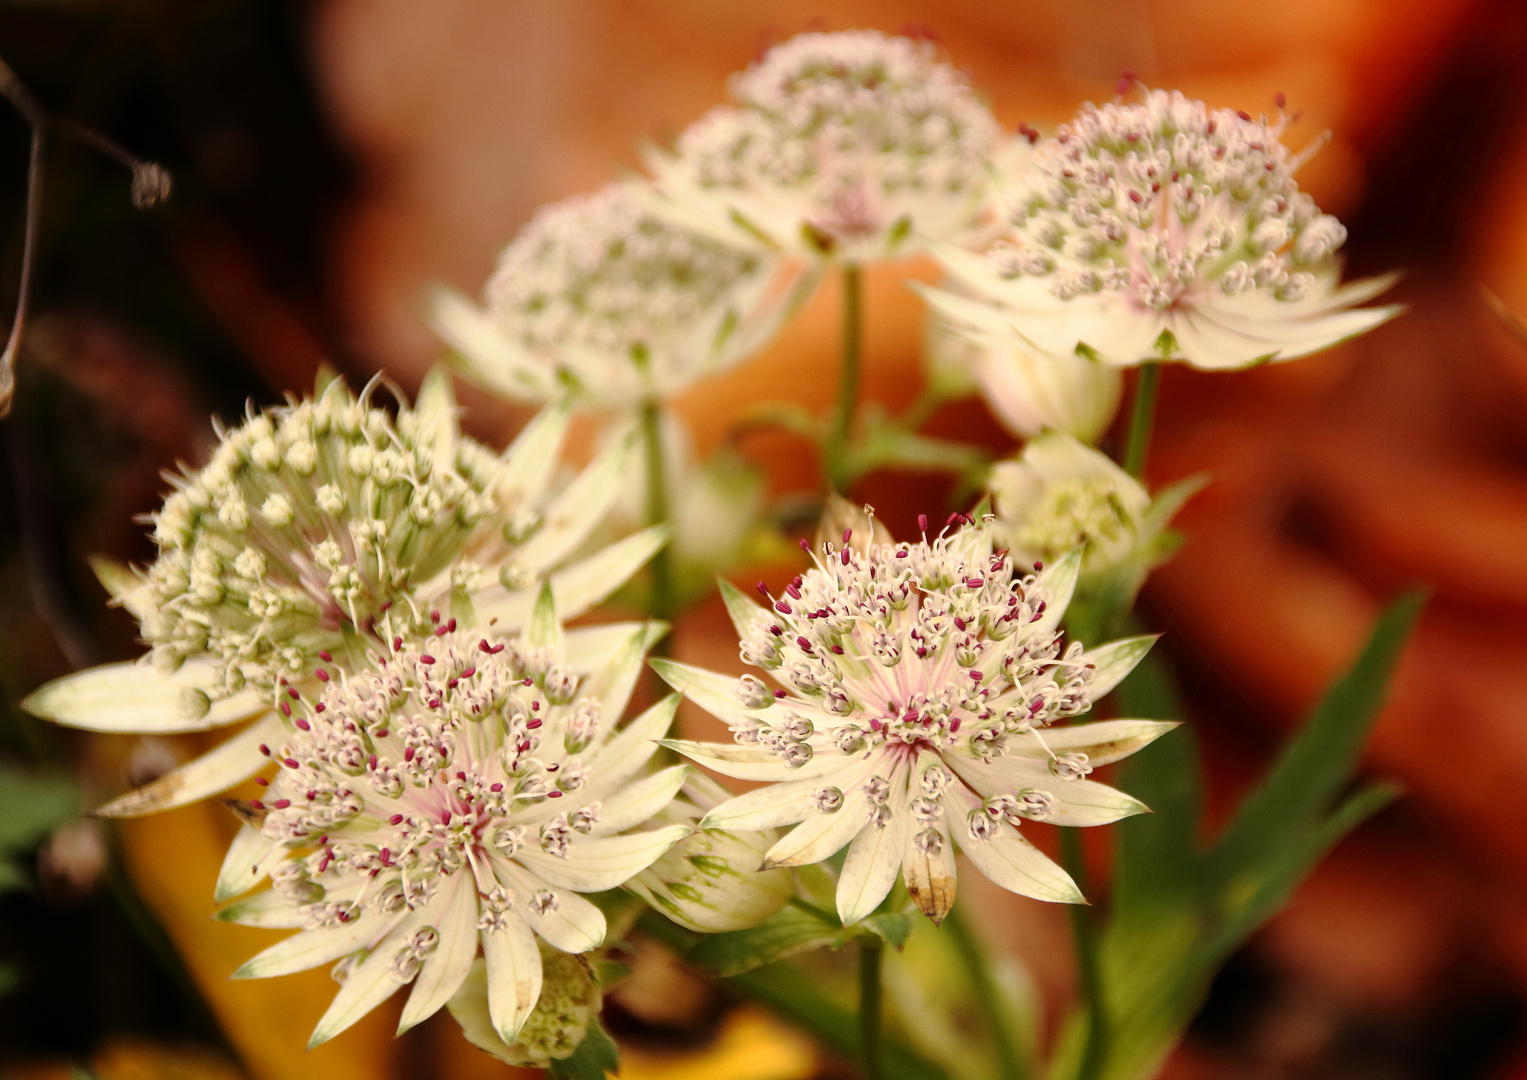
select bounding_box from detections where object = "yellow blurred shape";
[117,798,398,1080]
[2,1038,244,1080]
[617,1006,818,1080]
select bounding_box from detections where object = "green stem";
[639,397,675,634]
[945,907,1029,1080]
[827,263,863,492]
[1121,361,1160,478]
[1062,829,1108,1080]
[860,937,884,1080]
[899,384,946,433]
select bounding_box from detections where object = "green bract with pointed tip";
[23,371,672,819]
[216,593,687,1051]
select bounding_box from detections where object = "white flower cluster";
[659,518,1172,925]
[649,29,1001,261]
[218,608,689,1048]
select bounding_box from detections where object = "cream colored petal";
[233,911,395,979]
[214,823,285,902]
[397,871,480,1034]
[496,399,572,508]
[836,765,911,925]
[514,436,632,575]
[661,738,844,782]
[94,713,280,818]
[1081,636,1159,703]
[431,287,557,404]
[585,764,689,837]
[483,910,543,1045]
[515,826,690,893]
[213,889,308,929]
[308,902,432,1047]
[24,659,267,734]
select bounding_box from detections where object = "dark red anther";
[774,689,786,698]
[404,747,416,762]
[256,777,268,787]
[375,728,386,737]
[530,701,540,711]
[461,667,475,679]
[420,654,435,665]
[954,617,967,631]
[318,650,333,663]
[918,513,929,532]
[547,790,562,798]
[251,800,265,810]
[436,624,449,636]
[523,678,533,686]
[430,609,441,624]
[842,527,852,544]
[799,538,812,554]
[967,577,984,589]
[1033,561,1043,571]
[970,670,984,681]
[1275,90,1286,109]
[315,703,326,713]
[390,813,403,825]
[1129,190,1143,204]
[951,718,962,732]
[785,583,801,599]
[393,636,403,651]
[428,698,441,709]
[447,678,459,690]
[295,718,311,731]
[770,625,783,636]
[273,799,291,809]
[1237,109,1252,121]
[831,645,844,655]
[527,718,542,730]
[259,744,271,756]
[946,512,962,528]
[756,581,771,598]
[316,669,330,682]
[368,754,377,770]
[870,718,883,732]
[775,601,792,614]
[796,636,812,651]
[279,701,291,717]
[491,782,503,792]
[457,771,466,781]
[841,549,851,565]
[288,686,301,700]
[1116,69,1134,96]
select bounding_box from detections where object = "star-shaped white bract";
[655,518,1175,925]
[432,182,813,409]
[23,372,669,817]
[212,598,688,1049]
[922,89,1399,369]
[645,30,1002,263]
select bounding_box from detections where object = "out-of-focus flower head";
[925,306,1122,443]
[923,88,1400,369]
[24,372,670,817]
[991,431,1204,638]
[433,182,813,408]
[626,772,795,933]
[212,598,688,1051]
[654,515,1174,925]
[447,949,601,1067]
[646,29,1003,263]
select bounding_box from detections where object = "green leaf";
[0,765,78,853]
[1205,591,1424,891]
[547,1019,619,1080]
[857,910,916,950]
[688,904,840,977]
[0,961,20,997]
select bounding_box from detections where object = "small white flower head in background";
[923,87,1400,369]
[625,772,795,933]
[925,305,1122,444]
[432,182,813,409]
[213,597,689,1051]
[647,29,1002,263]
[23,372,671,818]
[654,514,1175,926]
[991,431,1205,636]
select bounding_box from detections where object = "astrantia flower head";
[24,373,669,817]
[433,182,812,408]
[924,88,1399,369]
[992,433,1203,641]
[655,516,1175,925]
[213,600,688,1049]
[646,30,1002,262]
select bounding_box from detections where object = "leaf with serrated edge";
[96,713,280,817]
[23,660,267,733]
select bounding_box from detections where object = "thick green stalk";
[827,263,863,492]
[1062,829,1108,1080]
[639,397,675,629]
[945,907,1029,1080]
[860,937,884,1080]
[1121,362,1161,478]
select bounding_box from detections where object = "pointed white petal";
[515,438,633,575]
[586,764,689,837]
[1082,636,1159,703]
[233,912,393,979]
[945,785,1082,903]
[650,658,768,729]
[499,864,607,953]
[577,627,660,733]
[95,714,280,818]
[717,578,764,640]
[397,872,480,1034]
[903,817,957,924]
[308,902,432,1048]
[214,824,284,902]
[699,778,820,832]
[1032,548,1082,638]
[764,778,872,869]
[483,912,542,1044]
[481,527,673,628]
[89,556,152,621]
[579,695,680,802]
[563,621,666,674]
[23,660,267,733]
[836,767,910,925]
[515,826,690,893]
[523,583,563,655]
[412,366,459,479]
[431,287,557,404]
[497,399,572,508]
[1006,719,1179,766]
[660,738,842,782]
[214,889,308,929]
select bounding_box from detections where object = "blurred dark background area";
[2,1,1527,1079]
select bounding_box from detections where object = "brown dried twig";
[0,54,171,418]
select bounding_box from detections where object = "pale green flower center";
[1014,478,1138,565]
